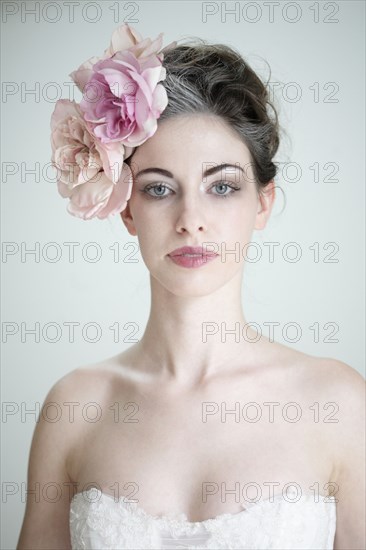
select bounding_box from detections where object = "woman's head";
[121,40,279,297]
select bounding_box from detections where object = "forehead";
[131,114,251,168]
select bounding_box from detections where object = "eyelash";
[141,182,241,200]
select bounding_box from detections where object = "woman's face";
[121,114,274,297]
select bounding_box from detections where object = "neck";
[133,270,260,388]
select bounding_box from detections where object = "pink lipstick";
[167,246,218,269]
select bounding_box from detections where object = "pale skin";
[17,114,365,549]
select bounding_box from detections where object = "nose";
[175,197,207,234]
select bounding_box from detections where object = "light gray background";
[1,0,365,547]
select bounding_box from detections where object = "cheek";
[131,208,168,260]
[224,200,258,236]
[134,208,168,239]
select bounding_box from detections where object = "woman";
[17,24,365,550]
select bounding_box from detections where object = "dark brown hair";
[127,37,282,197]
[164,39,281,193]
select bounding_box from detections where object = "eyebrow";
[135,163,244,179]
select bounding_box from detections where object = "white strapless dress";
[69,486,336,549]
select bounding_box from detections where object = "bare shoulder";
[17,361,117,549]
[286,349,365,472]
[264,340,365,424]
[40,359,124,445]
[50,355,124,400]
[266,345,365,549]
[307,354,365,387]
[300,354,365,438]
[268,339,364,395]
[300,353,365,404]
[311,356,366,442]
[307,359,366,548]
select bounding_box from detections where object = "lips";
[168,246,218,269]
[168,246,218,257]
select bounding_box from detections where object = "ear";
[120,201,137,236]
[254,180,276,230]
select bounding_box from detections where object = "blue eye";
[143,183,172,199]
[211,182,241,198]
[142,181,241,200]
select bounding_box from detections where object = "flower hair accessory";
[50,23,175,220]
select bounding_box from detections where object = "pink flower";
[60,162,133,220]
[51,99,133,219]
[69,23,168,92]
[51,100,102,185]
[79,50,168,147]
[52,24,176,221]
[70,22,169,147]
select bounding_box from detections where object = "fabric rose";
[59,163,133,220]
[51,23,175,220]
[70,22,170,147]
[78,50,168,147]
[69,23,167,92]
[50,99,133,220]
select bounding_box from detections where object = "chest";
[69,395,334,521]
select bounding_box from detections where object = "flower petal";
[96,162,133,218]
[69,56,100,92]
[151,84,169,117]
[106,23,143,57]
[67,173,113,220]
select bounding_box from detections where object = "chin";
[151,269,237,298]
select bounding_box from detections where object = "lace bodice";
[69,486,336,549]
